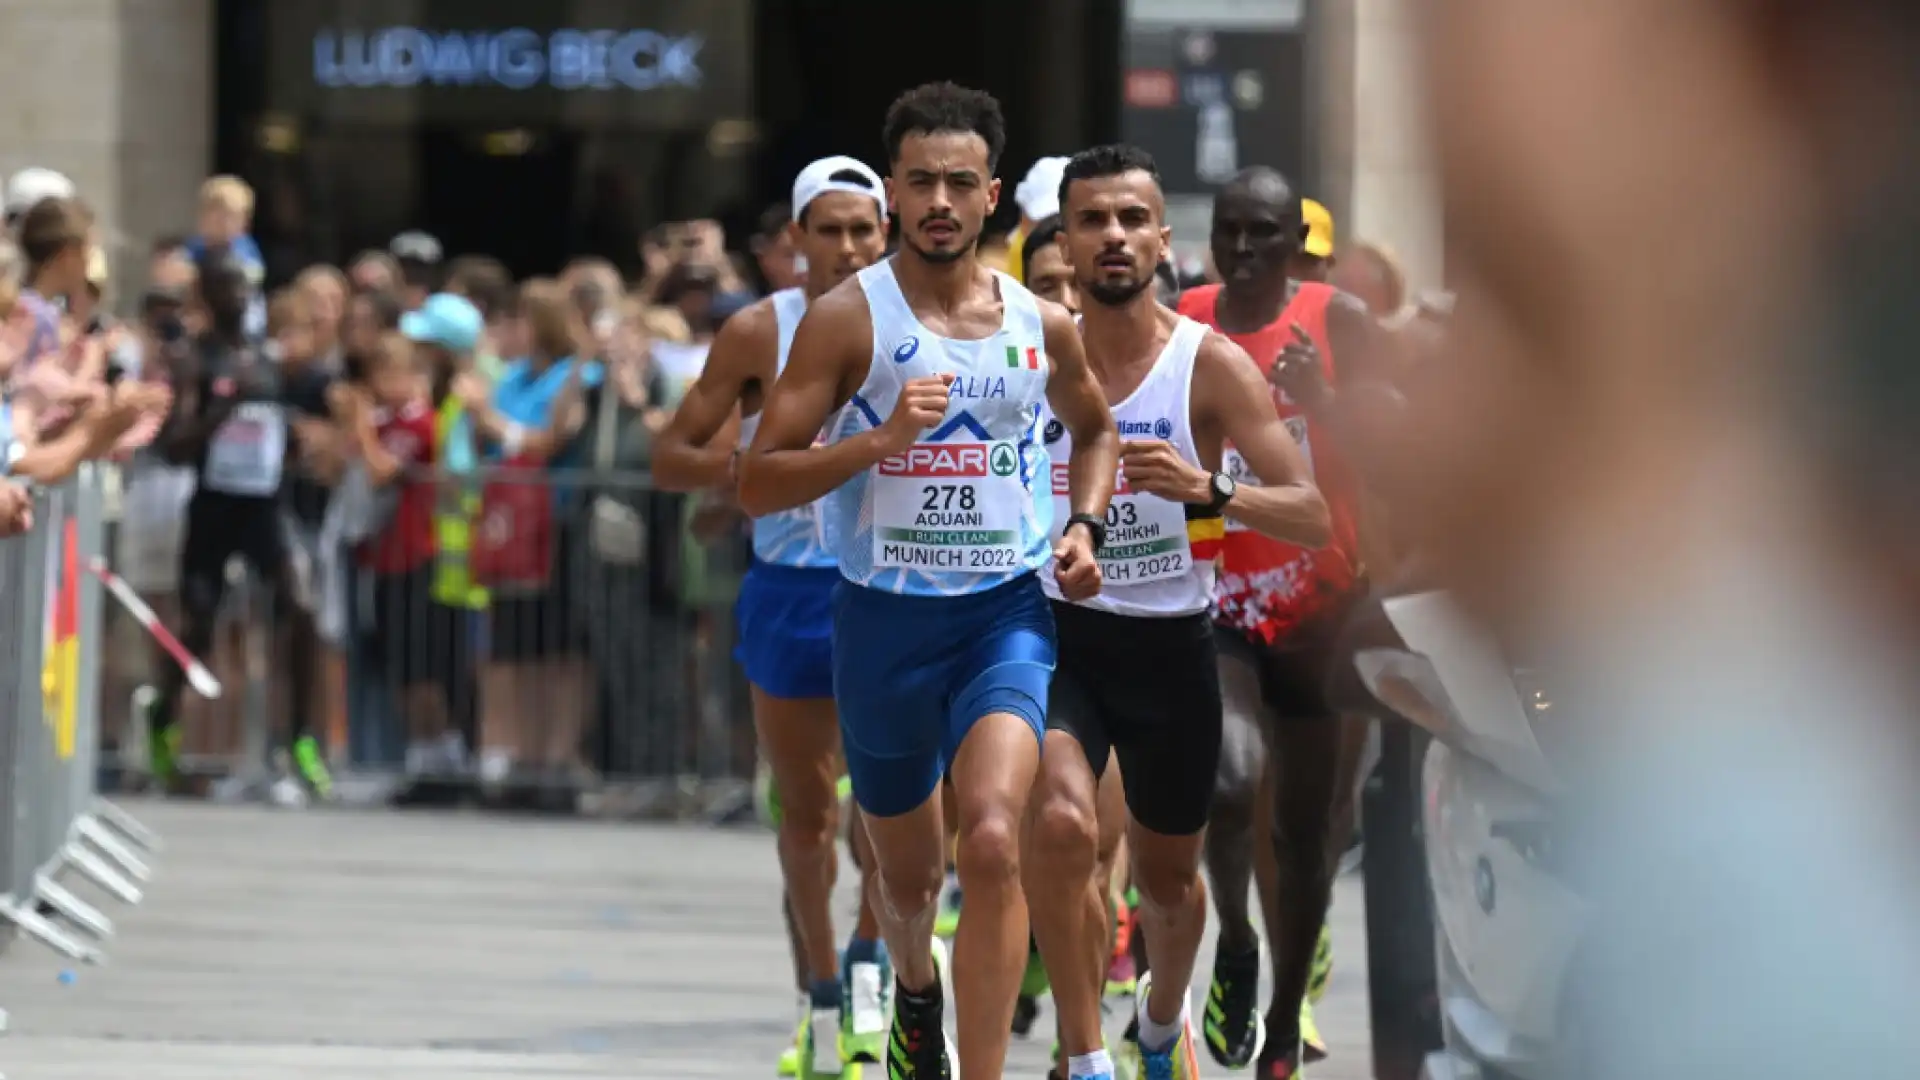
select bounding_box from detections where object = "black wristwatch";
[1065,512,1106,552]
[1202,471,1237,515]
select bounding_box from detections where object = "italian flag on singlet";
[1005,346,1041,370]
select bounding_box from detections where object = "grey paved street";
[0,801,1371,1078]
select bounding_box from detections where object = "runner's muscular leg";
[948,712,1044,1080]
[1260,711,1372,1042]
[1206,648,1271,956]
[1024,729,1109,1058]
[1094,752,1128,929]
[754,687,846,986]
[848,803,884,943]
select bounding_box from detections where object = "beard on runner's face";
[907,208,976,264]
[1079,235,1158,307]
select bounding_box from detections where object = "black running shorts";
[179,493,290,621]
[1046,600,1223,837]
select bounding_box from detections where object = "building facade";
[0,0,1436,298]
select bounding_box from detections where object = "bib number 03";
[875,441,1025,571]
[1050,464,1191,586]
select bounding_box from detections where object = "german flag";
[1185,506,1226,564]
[42,517,80,761]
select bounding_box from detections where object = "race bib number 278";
[873,441,1025,572]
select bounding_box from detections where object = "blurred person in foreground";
[655,154,894,1077]
[1175,166,1384,1076]
[148,248,327,798]
[1384,1,1920,1075]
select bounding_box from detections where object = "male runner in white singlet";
[738,83,1120,1080]
[654,157,892,1078]
[1028,146,1331,1080]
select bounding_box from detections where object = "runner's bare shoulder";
[790,274,876,379]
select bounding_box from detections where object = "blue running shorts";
[734,560,840,700]
[832,572,1056,818]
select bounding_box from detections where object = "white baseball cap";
[5,168,76,219]
[791,156,886,223]
[1015,156,1071,223]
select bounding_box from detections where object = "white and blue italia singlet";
[824,260,1053,596]
[737,288,836,569]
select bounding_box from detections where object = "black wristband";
[1066,512,1106,552]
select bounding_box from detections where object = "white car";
[1354,592,1589,1080]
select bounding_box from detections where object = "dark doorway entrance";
[420,129,581,279]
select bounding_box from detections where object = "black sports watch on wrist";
[1065,512,1106,552]
[1202,471,1237,515]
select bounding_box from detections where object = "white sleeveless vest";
[1039,316,1216,618]
[822,259,1053,597]
[737,288,835,569]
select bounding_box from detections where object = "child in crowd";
[186,176,266,335]
[339,332,460,778]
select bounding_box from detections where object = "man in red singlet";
[1173,167,1383,1079]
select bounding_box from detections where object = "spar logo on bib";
[881,443,1020,477]
[881,444,985,477]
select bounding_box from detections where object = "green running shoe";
[1019,942,1051,998]
[757,770,853,831]
[292,735,333,800]
[1202,945,1266,1069]
[840,945,892,1064]
[778,996,805,1076]
[1307,922,1333,1004]
[148,719,180,792]
[932,876,961,939]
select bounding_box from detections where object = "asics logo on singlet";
[893,336,920,363]
[1116,418,1174,439]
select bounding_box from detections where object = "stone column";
[1313,0,1442,290]
[0,0,212,304]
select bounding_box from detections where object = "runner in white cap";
[1008,155,1070,283]
[654,153,893,1079]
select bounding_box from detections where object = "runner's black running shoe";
[1203,944,1267,1069]
[887,981,951,1079]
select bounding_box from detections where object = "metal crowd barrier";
[123,465,756,819]
[0,466,164,977]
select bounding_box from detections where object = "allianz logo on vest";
[313,28,704,91]
[1117,418,1175,439]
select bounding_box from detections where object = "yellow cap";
[1301,198,1335,258]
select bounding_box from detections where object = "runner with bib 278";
[738,82,1119,1080]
